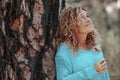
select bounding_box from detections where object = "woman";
[55,6,110,80]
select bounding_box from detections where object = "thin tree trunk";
[0,0,66,80]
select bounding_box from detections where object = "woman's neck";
[77,33,89,50]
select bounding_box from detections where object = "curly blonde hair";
[56,6,101,52]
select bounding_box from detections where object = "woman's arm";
[55,55,99,80]
[93,47,110,80]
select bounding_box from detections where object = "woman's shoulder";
[55,42,70,57]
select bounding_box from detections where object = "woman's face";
[77,9,94,33]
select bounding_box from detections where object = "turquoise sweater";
[55,42,110,80]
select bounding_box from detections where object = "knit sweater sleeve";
[102,69,110,80]
[55,50,99,80]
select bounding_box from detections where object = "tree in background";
[0,0,66,80]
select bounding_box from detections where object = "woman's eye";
[82,8,87,11]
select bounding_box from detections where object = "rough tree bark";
[0,0,66,80]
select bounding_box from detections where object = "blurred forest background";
[67,0,120,80]
[0,0,120,80]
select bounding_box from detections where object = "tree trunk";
[0,0,66,80]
